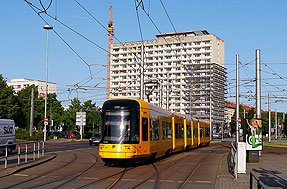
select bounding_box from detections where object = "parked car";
[64,131,76,138]
[71,131,80,135]
[89,133,101,145]
[213,133,219,139]
[60,132,70,138]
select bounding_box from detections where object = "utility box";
[247,150,259,163]
[237,142,246,174]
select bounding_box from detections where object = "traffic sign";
[238,117,241,123]
[44,118,48,122]
[76,112,86,126]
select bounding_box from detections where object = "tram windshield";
[102,100,140,144]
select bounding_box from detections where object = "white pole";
[44,29,49,142]
[236,55,239,145]
[256,49,261,119]
[166,72,169,110]
[268,93,271,143]
[140,44,144,100]
[275,110,277,139]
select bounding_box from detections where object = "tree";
[283,118,287,137]
[0,74,21,126]
[61,98,101,132]
[230,105,255,134]
[82,100,101,132]
[17,85,39,129]
[62,98,82,131]
[16,85,64,131]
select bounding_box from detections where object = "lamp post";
[43,25,53,142]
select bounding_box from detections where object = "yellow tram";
[99,98,210,162]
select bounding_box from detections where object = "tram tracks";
[28,151,100,188]
[4,151,78,189]
[177,152,214,189]
[2,143,225,188]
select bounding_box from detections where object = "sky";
[1,0,287,112]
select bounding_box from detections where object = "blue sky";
[1,0,287,112]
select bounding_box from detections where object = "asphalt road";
[0,142,230,188]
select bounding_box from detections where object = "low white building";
[7,78,57,97]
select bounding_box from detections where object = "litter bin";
[247,150,259,163]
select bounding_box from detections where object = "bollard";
[18,144,21,165]
[25,144,28,163]
[33,143,35,160]
[5,146,8,169]
[42,142,45,157]
[37,141,40,158]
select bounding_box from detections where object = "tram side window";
[142,118,148,141]
[150,118,160,141]
[167,122,172,139]
[179,124,184,138]
[200,127,204,137]
[205,127,210,137]
[162,121,166,140]
[187,124,191,138]
[193,126,198,138]
[175,123,179,139]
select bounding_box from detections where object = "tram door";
[140,112,150,156]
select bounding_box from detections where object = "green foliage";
[0,75,21,125]
[283,119,287,137]
[62,98,101,132]
[230,105,255,134]
[16,128,44,141]
[0,74,102,140]
[47,133,62,140]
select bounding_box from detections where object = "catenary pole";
[275,110,277,139]
[140,44,144,100]
[236,55,239,145]
[30,88,34,137]
[166,72,169,110]
[268,93,271,143]
[256,49,262,157]
[256,49,261,119]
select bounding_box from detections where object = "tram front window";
[102,108,139,144]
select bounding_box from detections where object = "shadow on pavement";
[254,167,287,187]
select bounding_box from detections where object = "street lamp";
[43,24,53,142]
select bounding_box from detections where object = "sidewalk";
[216,146,287,188]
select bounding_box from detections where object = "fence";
[0,141,44,169]
[250,170,267,189]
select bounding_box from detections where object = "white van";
[0,119,16,154]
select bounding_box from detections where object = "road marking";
[195,180,212,183]
[14,173,28,177]
[122,178,137,181]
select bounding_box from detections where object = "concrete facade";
[7,78,57,97]
[109,30,226,132]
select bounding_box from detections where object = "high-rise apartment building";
[109,30,226,133]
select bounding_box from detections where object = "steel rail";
[52,151,99,188]
[177,152,215,189]
[4,151,77,189]
[106,167,127,189]
[129,154,191,189]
